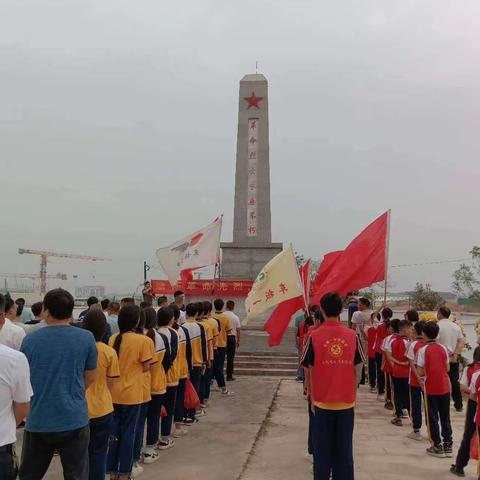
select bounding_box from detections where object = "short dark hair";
[174,290,184,298]
[31,301,43,317]
[43,288,74,320]
[438,307,451,319]
[405,310,419,323]
[186,303,198,317]
[203,301,213,316]
[121,297,135,305]
[16,298,26,306]
[101,299,110,310]
[382,308,393,320]
[144,281,150,286]
[157,296,168,307]
[398,319,412,332]
[0,294,5,313]
[84,309,107,341]
[171,304,181,321]
[214,298,224,311]
[157,306,174,327]
[423,321,439,340]
[359,297,371,308]
[87,296,98,307]
[226,300,235,310]
[5,298,15,314]
[414,320,426,336]
[320,292,343,318]
[110,301,120,313]
[144,307,157,330]
[390,318,401,333]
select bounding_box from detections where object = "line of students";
[88,298,234,479]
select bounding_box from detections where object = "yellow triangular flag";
[244,245,303,325]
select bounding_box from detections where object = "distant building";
[75,286,105,299]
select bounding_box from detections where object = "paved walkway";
[17,379,478,479]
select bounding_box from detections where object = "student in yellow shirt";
[156,307,179,449]
[182,303,207,420]
[199,301,216,406]
[212,298,234,396]
[84,309,120,480]
[106,304,154,480]
[144,308,171,462]
[132,308,156,474]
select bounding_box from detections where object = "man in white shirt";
[351,298,373,385]
[0,294,33,479]
[224,300,241,381]
[437,306,465,412]
[0,298,26,350]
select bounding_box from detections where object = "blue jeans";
[146,394,165,446]
[174,378,186,423]
[89,413,113,480]
[107,404,140,476]
[312,407,354,480]
[188,366,202,418]
[133,402,148,461]
[213,347,226,389]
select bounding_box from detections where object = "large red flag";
[311,251,343,301]
[312,211,390,303]
[264,260,311,347]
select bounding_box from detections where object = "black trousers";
[449,362,463,410]
[410,385,423,431]
[425,393,452,447]
[226,335,236,380]
[161,386,177,438]
[455,399,477,469]
[213,347,227,389]
[385,373,392,402]
[312,407,354,480]
[392,377,410,418]
[375,353,385,394]
[0,445,17,480]
[368,357,376,388]
[19,426,90,480]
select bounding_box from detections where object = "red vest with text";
[311,320,357,407]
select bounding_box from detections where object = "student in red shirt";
[366,313,380,393]
[450,346,480,476]
[417,321,452,458]
[302,292,361,480]
[382,318,400,411]
[374,308,393,398]
[388,320,412,426]
[406,320,426,441]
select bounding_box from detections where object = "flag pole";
[211,215,223,298]
[383,210,392,305]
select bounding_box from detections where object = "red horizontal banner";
[151,279,254,297]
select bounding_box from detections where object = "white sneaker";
[401,409,409,419]
[173,427,188,438]
[222,389,234,396]
[407,431,423,441]
[132,462,144,477]
[156,438,175,450]
[142,448,159,464]
[196,408,207,417]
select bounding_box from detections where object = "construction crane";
[18,249,111,295]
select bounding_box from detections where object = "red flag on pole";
[311,251,343,300]
[264,260,311,347]
[311,211,390,304]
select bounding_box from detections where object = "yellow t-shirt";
[86,342,120,419]
[199,320,214,361]
[212,312,233,348]
[142,335,156,403]
[205,317,219,350]
[108,332,153,405]
[158,327,180,387]
[176,327,189,379]
[151,331,167,395]
[183,321,205,367]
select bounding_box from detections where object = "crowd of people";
[297,294,477,480]
[0,288,241,480]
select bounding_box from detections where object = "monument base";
[220,242,283,280]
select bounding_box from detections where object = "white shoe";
[132,462,144,477]
[196,408,207,417]
[173,427,188,438]
[142,448,159,464]
[407,431,423,441]
[222,389,234,396]
[156,438,175,450]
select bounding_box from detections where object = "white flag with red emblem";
[156,217,222,286]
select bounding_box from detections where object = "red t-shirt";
[374,322,388,354]
[391,336,410,378]
[382,334,395,374]
[367,326,377,359]
[302,320,357,409]
[417,341,450,395]
[406,338,425,387]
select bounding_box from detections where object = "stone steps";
[233,351,298,377]
[233,367,298,377]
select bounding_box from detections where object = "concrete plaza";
[18,377,478,479]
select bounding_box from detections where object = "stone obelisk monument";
[221,74,283,279]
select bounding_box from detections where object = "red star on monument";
[244,92,263,109]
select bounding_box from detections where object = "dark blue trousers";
[200,366,213,402]
[107,404,140,476]
[368,357,376,388]
[312,407,354,480]
[410,385,423,431]
[133,402,148,461]
[392,377,410,418]
[161,386,177,437]
[214,347,227,388]
[146,394,166,446]
[455,399,477,469]
[188,366,202,419]
[88,412,113,480]
[308,401,314,455]
[174,378,186,423]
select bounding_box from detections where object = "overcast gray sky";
[1,0,479,294]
